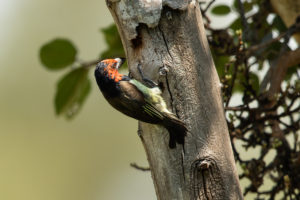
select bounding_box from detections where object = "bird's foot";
[137,64,158,88]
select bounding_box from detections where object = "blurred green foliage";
[55,68,91,119]
[40,39,77,70]
[233,0,254,12]
[100,24,125,59]
[211,4,231,15]
[39,24,125,119]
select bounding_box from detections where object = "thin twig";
[247,20,300,57]
[81,59,102,68]
[203,0,215,13]
[130,163,150,171]
[224,106,246,111]
[237,0,249,41]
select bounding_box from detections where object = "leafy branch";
[39,24,125,119]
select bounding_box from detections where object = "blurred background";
[0,0,156,199]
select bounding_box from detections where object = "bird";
[94,58,187,148]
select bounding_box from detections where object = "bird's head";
[97,58,125,70]
[95,58,126,82]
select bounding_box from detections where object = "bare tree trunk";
[106,0,243,199]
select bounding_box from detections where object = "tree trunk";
[106,0,243,199]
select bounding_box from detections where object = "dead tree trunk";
[106,0,243,199]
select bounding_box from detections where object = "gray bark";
[106,0,243,199]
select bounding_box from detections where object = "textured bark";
[106,0,243,199]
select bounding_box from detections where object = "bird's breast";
[96,75,121,98]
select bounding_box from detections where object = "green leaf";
[233,75,244,93]
[266,42,282,60]
[233,72,259,93]
[272,16,287,33]
[40,38,77,70]
[230,18,242,31]
[100,24,125,59]
[211,5,231,16]
[233,0,253,13]
[249,72,260,92]
[55,68,91,119]
[212,53,229,77]
[285,65,298,81]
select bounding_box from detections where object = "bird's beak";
[115,57,126,70]
[120,57,126,65]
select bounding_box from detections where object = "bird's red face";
[100,58,125,82]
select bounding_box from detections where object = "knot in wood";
[190,157,225,200]
[198,160,210,170]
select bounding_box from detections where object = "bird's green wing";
[129,79,162,103]
[128,79,151,97]
[129,79,166,120]
[142,101,164,120]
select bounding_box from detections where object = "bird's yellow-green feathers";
[129,79,170,114]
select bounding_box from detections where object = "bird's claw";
[137,64,159,88]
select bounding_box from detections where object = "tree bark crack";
[164,71,176,112]
[158,25,173,60]
[201,170,210,200]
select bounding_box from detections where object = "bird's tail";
[163,114,187,149]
